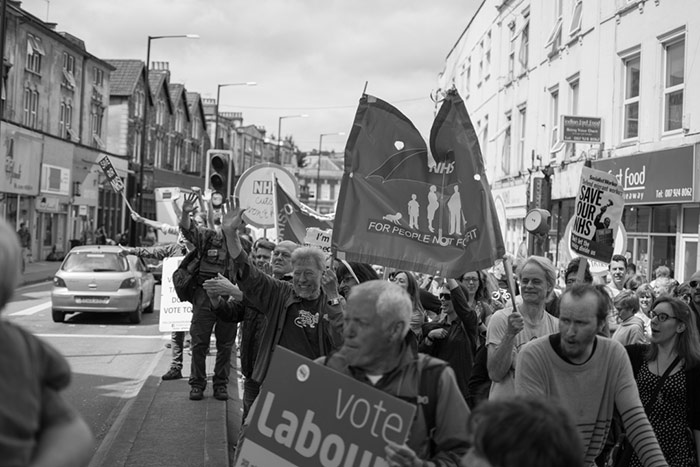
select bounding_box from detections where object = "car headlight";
[119,278,137,289]
[53,276,66,287]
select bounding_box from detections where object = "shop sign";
[0,129,42,195]
[592,146,694,204]
[561,115,602,143]
[36,196,61,213]
[41,164,71,196]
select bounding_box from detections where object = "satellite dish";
[525,208,551,235]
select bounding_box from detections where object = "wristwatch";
[327,297,342,306]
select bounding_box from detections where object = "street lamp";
[135,34,198,246]
[276,114,308,165]
[214,81,256,149]
[315,132,345,210]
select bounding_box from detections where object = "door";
[679,238,698,282]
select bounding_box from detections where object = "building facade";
[438,0,700,281]
[1,2,127,259]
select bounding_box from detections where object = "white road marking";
[9,300,51,316]
[37,333,170,339]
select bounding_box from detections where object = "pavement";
[21,260,244,467]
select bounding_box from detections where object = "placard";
[570,167,624,263]
[158,256,193,332]
[236,347,416,467]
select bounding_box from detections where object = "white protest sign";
[234,163,298,229]
[570,167,624,264]
[303,227,332,254]
[159,256,193,332]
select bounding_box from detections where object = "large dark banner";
[332,90,505,276]
[274,178,333,245]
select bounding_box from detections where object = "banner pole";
[503,255,519,313]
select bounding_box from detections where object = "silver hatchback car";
[51,245,156,324]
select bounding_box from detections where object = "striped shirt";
[515,335,667,467]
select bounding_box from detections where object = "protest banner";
[235,347,416,467]
[332,90,505,276]
[273,177,334,245]
[570,166,624,264]
[235,163,298,228]
[158,256,193,332]
[98,155,126,193]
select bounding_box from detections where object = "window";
[478,41,484,83]
[501,114,512,175]
[174,142,182,171]
[90,104,103,136]
[61,53,76,89]
[23,88,39,128]
[25,34,44,74]
[517,106,527,171]
[93,67,104,87]
[156,99,165,125]
[566,78,580,159]
[508,23,516,81]
[480,116,489,158]
[623,55,640,139]
[191,118,200,139]
[569,0,583,35]
[133,130,142,164]
[465,60,471,95]
[663,36,685,132]
[155,137,164,167]
[519,20,530,70]
[176,107,184,133]
[550,89,564,155]
[59,102,73,139]
[545,18,563,57]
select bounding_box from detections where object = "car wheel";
[52,309,65,323]
[128,298,143,324]
[144,287,155,314]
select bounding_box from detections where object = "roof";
[149,71,173,114]
[169,83,191,121]
[105,59,144,96]
[307,155,342,171]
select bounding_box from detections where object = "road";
[4,280,169,457]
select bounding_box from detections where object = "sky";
[20,0,479,154]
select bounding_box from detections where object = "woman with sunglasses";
[625,296,700,466]
[420,278,479,404]
[389,270,426,339]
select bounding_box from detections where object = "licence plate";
[76,297,108,304]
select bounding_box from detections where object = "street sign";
[236,347,416,467]
[561,115,602,143]
[158,257,193,332]
[234,163,298,228]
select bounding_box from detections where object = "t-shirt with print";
[486,306,558,400]
[277,297,323,360]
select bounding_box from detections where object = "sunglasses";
[649,310,679,322]
[690,281,698,288]
[439,293,451,301]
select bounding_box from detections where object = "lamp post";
[315,132,345,210]
[214,82,256,149]
[276,114,308,165]
[135,34,198,246]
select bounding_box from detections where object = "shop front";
[593,145,698,281]
[0,124,42,260]
[548,163,584,272]
[491,181,528,257]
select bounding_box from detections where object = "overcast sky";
[21,0,479,153]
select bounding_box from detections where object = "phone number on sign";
[655,187,692,199]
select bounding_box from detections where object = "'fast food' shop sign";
[592,145,694,204]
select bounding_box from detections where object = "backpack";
[172,248,200,303]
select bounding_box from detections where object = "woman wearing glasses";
[625,296,700,466]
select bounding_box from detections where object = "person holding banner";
[320,280,470,466]
[220,203,344,393]
[486,256,559,400]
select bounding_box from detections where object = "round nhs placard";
[234,163,298,229]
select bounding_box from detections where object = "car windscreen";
[62,252,129,273]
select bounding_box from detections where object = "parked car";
[51,245,156,324]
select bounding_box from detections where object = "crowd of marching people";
[3,194,700,467]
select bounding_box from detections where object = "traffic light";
[205,150,234,199]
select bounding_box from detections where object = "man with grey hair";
[0,218,94,466]
[319,280,470,467]
[220,207,344,396]
[486,255,559,400]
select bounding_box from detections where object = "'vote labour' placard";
[570,167,624,264]
[235,347,416,467]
